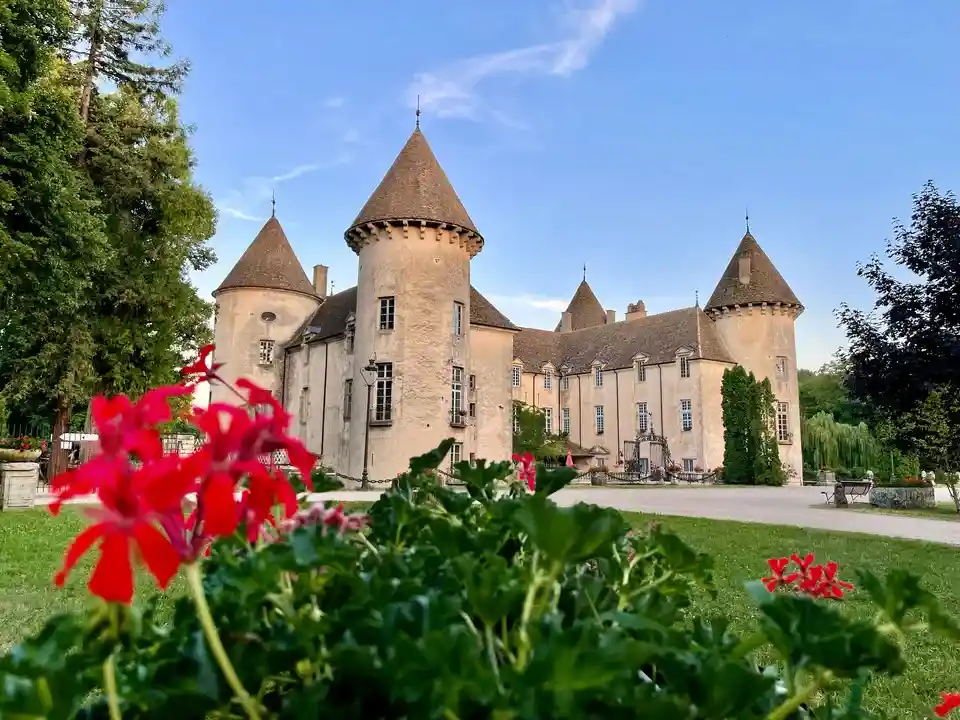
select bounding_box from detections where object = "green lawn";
[831,501,960,523]
[628,512,960,719]
[2,506,956,718]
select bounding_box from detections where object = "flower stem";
[184,562,262,720]
[102,654,121,720]
[766,679,821,720]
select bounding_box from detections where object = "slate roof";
[346,127,480,237]
[516,307,736,373]
[554,279,608,331]
[294,285,515,344]
[705,231,802,311]
[214,216,316,297]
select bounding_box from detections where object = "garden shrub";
[0,346,957,719]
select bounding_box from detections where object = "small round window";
[261,311,277,322]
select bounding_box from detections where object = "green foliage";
[798,361,872,425]
[0,442,955,718]
[802,412,881,472]
[512,401,567,459]
[721,366,786,485]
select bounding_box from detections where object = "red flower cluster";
[279,502,368,535]
[761,553,855,600]
[935,692,960,717]
[51,345,317,604]
[512,452,536,491]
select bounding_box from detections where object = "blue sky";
[164,0,960,370]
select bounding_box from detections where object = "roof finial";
[583,263,587,282]
[415,95,421,128]
[695,289,699,307]
[745,207,750,233]
[271,189,276,218]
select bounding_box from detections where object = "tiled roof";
[554,279,608,331]
[214,216,316,297]
[294,285,514,344]
[706,231,802,311]
[347,128,480,237]
[516,307,735,373]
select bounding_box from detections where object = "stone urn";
[869,485,936,509]
[0,449,41,462]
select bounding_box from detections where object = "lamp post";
[360,359,378,490]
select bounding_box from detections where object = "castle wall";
[347,224,473,479]
[470,326,514,463]
[710,306,803,482]
[211,287,319,405]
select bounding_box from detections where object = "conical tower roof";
[346,127,480,237]
[555,279,608,331]
[214,215,316,297]
[705,231,802,311]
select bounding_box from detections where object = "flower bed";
[0,344,957,719]
[869,485,936,509]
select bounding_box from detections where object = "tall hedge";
[721,366,785,485]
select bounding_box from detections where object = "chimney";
[313,264,328,298]
[560,311,573,333]
[626,300,647,322]
[605,309,616,324]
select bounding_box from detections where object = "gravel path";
[311,486,960,546]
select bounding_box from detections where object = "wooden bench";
[822,480,873,505]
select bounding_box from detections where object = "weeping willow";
[802,412,881,471]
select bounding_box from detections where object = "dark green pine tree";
[721,366,753,483]
[0,0,109,466]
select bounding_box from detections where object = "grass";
[2,505,956,718]
[834,501,960,523]
[627,512,960,719]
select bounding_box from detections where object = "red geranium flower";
[181,344,224,385]
[512,452,536,491]
[935,692,960,717]
[762,557,800,591]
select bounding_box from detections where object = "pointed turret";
[555,279,608,332]
[214,216,316,298]
[345,127,482,254]
[705,231,802,313]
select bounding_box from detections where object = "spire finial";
[271,189,276,218]
[583,263,587,282]
[415,95,421,128]
[695,289,699,307]
[745,207,750,233]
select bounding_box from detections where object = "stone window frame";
[378,296,396,331]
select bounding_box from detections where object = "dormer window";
[345,319,356,353]
[679,355,691,379]
[594,365,603,388]
[511,365,522,388]
[543,365,554,389]
[633,355,648,382]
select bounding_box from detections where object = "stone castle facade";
[211,126,804,482]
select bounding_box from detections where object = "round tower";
[344,126,482,480]
[704,228,804,482]
[211,213,320,405]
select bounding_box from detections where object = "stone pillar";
[1,462,39,509]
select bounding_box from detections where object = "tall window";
[469,374,476,391]
[682,458,695,473]
[595,405,605,434]
[561,375,569,390]
[543,370,553,389]
[511,366,521,387]
[298,386,309,425]
[378,297,395,330]
[594,366,603,387]
[680,399,692,432]
[776,356,788,378]
[342,380,352,420]
[636,402,648,433]
[544,407,553,434]
[259,339,275,365]
[450,441,463,471]
[345,321,355,353]
[453,301,464,336]
[374,363,393,422]
[469,402,476,418]
[776,401,790,442]
[636,360,646,382]
[679,356,690,379]
[451,366,464,420]
[562,407,570,434]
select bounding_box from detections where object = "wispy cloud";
[410,0,639,123]
[323,96,346,108]
[215,154,351,223]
